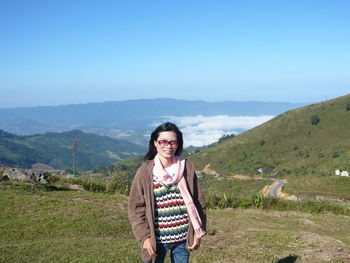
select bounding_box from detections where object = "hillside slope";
[0,129,146,170]
[189,94,350,176]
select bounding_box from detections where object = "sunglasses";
[157,140,178,147]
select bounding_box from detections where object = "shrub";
[205,194,222,209]
[311,114,320,125]
[107,171,130,195]
[218,193,229,208]
[238,198,252,208]
[46,173,60,184]
[346,103,350,111]
[36,184,68,191]
[65,178,106,192]
[253,193,264,208]
[218,133,236,143]
[204,194,350,215]
[0,168,4,181]
[81,181,106,192]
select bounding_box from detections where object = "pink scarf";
[153,154,205,238]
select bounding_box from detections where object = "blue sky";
[1,0,349,108]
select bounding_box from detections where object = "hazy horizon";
[0,96,314,110]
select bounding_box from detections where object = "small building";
[257,167,271,175]
[66,173,79,178]
[341,171,349,177]
[195,171,203,178]
[335,169,349,176]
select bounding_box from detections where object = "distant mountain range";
[0,129,147,171]
[0,99,306,144]
[189,94,350,176]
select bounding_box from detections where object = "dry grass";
[191,209,350,263]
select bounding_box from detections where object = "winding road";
[201,164,298,200]
[232,175,298,200]
[268,179,286,198]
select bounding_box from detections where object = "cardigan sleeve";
[194,171,207,232]
[128,166,151,243]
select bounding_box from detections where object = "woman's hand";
[187,235,201,250]
[143,237,157,258]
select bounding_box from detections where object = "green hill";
[0,129,147,171]
[189,94,350,177]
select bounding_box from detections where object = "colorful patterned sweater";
[153,175,189,243]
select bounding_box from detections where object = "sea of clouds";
[153,115,275,147]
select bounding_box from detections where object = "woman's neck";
[159,155,173,168]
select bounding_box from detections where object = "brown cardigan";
[128,159,206,262]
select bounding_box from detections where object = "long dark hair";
[145,122,183,160]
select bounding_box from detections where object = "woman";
[128,122,206,263]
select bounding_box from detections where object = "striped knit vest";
[153,174,189,243]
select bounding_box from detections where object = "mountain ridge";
[0,99,306,138]
[0,129,147,171]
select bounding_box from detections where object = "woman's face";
[154,131,178,160]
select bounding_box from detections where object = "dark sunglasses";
[157,140,178,147]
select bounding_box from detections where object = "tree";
[346,103,350,111]
[72,139,79,175]
[218,133,236,143]
[311,114,320,125]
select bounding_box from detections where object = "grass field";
[199,175,271,198]
[283,175,350,201]
[1,182,350,263]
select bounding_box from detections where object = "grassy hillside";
[189,94,350,177]
[0,129,146,171]
[1,182,349,263]
[283,175,350,201]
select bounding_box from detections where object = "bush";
[205,194,222,209]
[332,152,340,158]
[218,133,236,143]
[47,173,60,184]
[107,172,130,195]
[0,168,4,181]
[81,180,106,192]
[253,193,264,208]
[205,194,256,209]
[65,178,106,192]
[346,103,350,111]
[204,194,350,215]
[311,114,320,125]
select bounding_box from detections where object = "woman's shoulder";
[184,158,194,167]
[136,159,154,174]
[184,159,196,176]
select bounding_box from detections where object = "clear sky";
[1,0,349,108]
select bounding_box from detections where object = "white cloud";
[153,115,274,147]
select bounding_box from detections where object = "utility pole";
[72,139,79,175]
